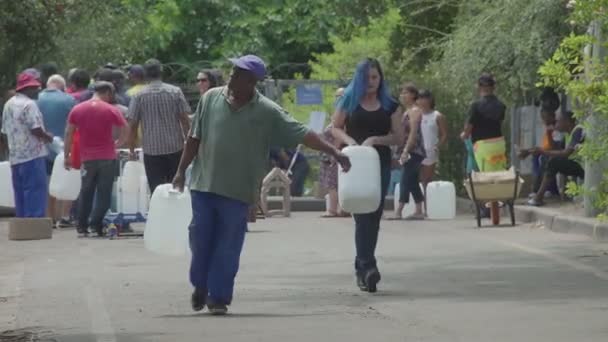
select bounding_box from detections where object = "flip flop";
[337,212,351,218]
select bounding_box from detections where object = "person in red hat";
[1,72,53,217]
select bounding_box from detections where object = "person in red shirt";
[64,81,128,237]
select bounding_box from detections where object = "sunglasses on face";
[197,78,209,83]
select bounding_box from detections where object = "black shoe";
[364,269,381,293]
[191,288,207,312]
[207,302,228,316]
[92,226,105,237]
[356,272,368,292]
[77,227,89,237]
[57,218,74,228]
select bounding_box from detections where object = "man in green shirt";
[172,55,350,315]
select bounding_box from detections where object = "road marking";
[81,246,117,342]
[487,238,608,281]
[0,260,24,332]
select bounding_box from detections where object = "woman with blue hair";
[332,58,401,293]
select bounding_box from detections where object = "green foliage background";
[3,0,592,200]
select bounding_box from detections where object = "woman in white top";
[417,90,448,213]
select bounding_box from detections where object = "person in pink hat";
[1,72,53,217]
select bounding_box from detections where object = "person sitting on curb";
[526,110,584,206]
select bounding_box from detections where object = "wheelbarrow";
[464,167,524,227]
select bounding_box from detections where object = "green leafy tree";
[0,1,64,93]
[309,8,402,82]
[50,1,151,70]
[538,0,608,217]
[131,0,396,79]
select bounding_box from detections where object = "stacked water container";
[117,160,149,216]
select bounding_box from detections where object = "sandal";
[321,212,338,218]
[405,213,425,220]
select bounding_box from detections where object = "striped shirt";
[127,81,191,155]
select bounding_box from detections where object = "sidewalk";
[514,204,608,241]
[457,197,608,241]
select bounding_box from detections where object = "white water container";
[426,181,456,220]
[0,162,14,207]
[49,154,81,200]
[338,146,381,214]
[138,175,149,213]
[144,184,192,257]
[122,161,145,194]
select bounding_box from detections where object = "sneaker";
[527,198,544,207]
[191,288,207,312]
[76,227,89,237]
[207,302,228,316]
[364,268,381,293]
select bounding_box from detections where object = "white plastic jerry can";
[138,175,149,214]
[338,146,381,214]
[122,161,146,194]
[426,181,456,220]
[0,161,15,207]
[144,184,192,257]
[49,154,81,200]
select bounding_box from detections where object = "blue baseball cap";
[229,55,266,80]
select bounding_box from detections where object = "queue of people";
[1,59,196,233]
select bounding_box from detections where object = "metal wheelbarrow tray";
[464,167,524,227]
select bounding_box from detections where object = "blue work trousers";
[189,191,249,305]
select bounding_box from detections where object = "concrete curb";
[267,196,395,212]
[271,196,475,214]
[513,205,608,242]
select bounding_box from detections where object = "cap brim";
[15,80,41,92]
[228,58,265,80]
[229,58,249,71]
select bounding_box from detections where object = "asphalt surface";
[2,213,608,342]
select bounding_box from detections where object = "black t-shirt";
[345,103,397,166]
[468,94,506,143]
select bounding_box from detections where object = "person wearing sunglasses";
[196,69,224,96]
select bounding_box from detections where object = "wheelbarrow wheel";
[490,201,500,225]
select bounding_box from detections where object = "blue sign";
[296,84,323,105]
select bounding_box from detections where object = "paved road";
[2,214,608,342]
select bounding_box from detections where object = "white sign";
[308,111,327,134]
